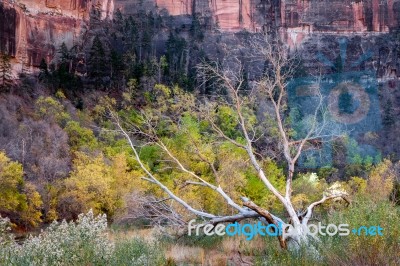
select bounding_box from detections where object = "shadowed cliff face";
[113,0,400,50]
[0,0,113,75]
[0,4,17,57]
[116,0,400,33]
[2,0,400,75]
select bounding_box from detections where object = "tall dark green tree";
[338,90,353,114]
[88,36,109,88]
[190,15,204,41]
[38,58,49,82]
[56,43,72,89]
[110,49,125,85]
[166,32,187,85]
[59,43,70,64]
[383,100,395,127]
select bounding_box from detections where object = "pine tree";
[0,53,12,91]
[57,43,72,88]
[190,15,204,41]
[38,58,49,81]
[88,36,108,88]
[59,42,70,64]
[383,100,395,127]
[338,90,353,114]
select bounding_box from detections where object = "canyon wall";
[0,0,113,75]
[115,0,400,33]
[2,0,400,75]
[113,0,400,49]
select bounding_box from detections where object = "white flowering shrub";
[0,210,113,266]
[0,216,15,264]
[0,210,165,266]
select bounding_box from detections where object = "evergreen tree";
[338,89,353,114]
[190,15,204,41]
[59,42,70,64]
[110,49,125,83]
[166,32,187,84]
[38,58,49,81]
[57,43,72,88]
[0,53,12,91]
[334,54,343,73]
[383,100,395,127]
[88,36,108,88]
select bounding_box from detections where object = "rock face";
[116,0,400,32]
[2,0,400,75]
[114,0,400,48]
[0,0,113,75]
[281,0,400,48]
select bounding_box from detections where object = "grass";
[1,199,399,265]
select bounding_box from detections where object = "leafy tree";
[57,152,136,220]
[35,96,70,126]
[334,54,344,72]
[0,152,42,227]
[0,152,25,213]
[64,121,99,151]
[366,159,395,201]
[20,183,43,227]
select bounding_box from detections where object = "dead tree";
[112,35,348,250]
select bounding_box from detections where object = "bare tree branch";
[301,193,350,225]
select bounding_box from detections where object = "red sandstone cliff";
[130,0,400,33]
[2,0,400,75]
[0,0,113,75]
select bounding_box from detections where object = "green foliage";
[254,198,400,265]
[242,160,286,212]
[292,173,327,210]
[35,96,70,125]
[321,199,400,265]
[64,121,98,151]
[190,15,204,41]
[20,183,43,228]
[216,106,241,139]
